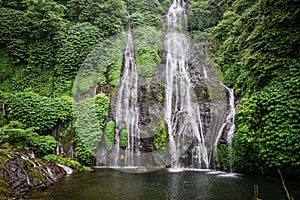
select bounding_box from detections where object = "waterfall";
[2,103,5,116]
[113,26,140,167]
[93,0,235,170]
[57,163,74,175]
[203,67,208,79]
[226,87,236,147]
[46,166,57,180]
[214,83,236,148]
[164,0,208,168]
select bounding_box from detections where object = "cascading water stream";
[203,67,208,79]
[214,82,235,171]
[214,83,236,148]
[2,103,5,116]
[94,0,235,170]
[224,85,236,147]
[114,25,140,167]
[165,0,208,168]
[56,164,74,175]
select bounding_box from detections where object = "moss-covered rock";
[0,178,10,198]
[0,155,66,199]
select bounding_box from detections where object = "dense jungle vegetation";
[0,0,299,177]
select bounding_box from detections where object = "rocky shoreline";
[0,147,71,199]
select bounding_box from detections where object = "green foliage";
[130,12,164,30]
[43,154,58,162]
[0,121,38,149]
[57,157,87,171]
[0,2,62,95]
[119,128,128,148]
[104,121,115,151]
[212,0,300,90]
[74,140,94,165]
[66,0,127,37]
[126,0,164,29]
[156,85,164,106]
[95,93,110,127]
[29,135,57,155]
[5,92,73,132]
[126,0,163,15]
[54,22,103,95]
[0,121,56,155]
[0,112,6,128]
[22,0,66,39]
[11,40,57,96]
[134,27,162,77]
[0,0,25,10]
[187,0,230,32]
[43,154,88,172]
[74,93,110,164]
[234,62,300,174]
[0,49,13,89]
[154,120,168,150]
[0,3,63,95]
[108,57,123,87]
[215,144,233,171]
[72,31,126,94]
[210,0,300,175]
[0,7,28,45]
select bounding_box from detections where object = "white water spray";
[165,0,208,168]
[214,82,236,148]
[114,26,140,167]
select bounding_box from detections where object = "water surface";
[30,168,300,200]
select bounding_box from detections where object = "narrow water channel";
[30,168,300,200]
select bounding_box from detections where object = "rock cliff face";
[0,154,66,199]
[93,34,233,168]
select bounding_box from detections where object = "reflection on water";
[29,168,300,200]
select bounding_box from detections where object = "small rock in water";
[136,166,148,173]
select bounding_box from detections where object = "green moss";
[73,93,110,164]
[197,88,212,101]
[31,168,46,183]
[215,144,234,171]
[0,179,10,197]
[104,121,115,151]
[154,120,168,150]
[4,92,73,132]
[156,85,164,107]
[58,124,74,153]
[0,148,14,163]
[119,129,128,148]
[134,27,162,78]
[43,154,88,172]
[108,57,122,87]
[234,88,241,96]
[29,135,56,155]
[197,88,207,100]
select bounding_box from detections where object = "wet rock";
[0,156,67,199]
[0,142,12,149]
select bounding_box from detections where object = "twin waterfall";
[101,0,235,169]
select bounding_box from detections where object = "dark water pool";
[29,168,300,200]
